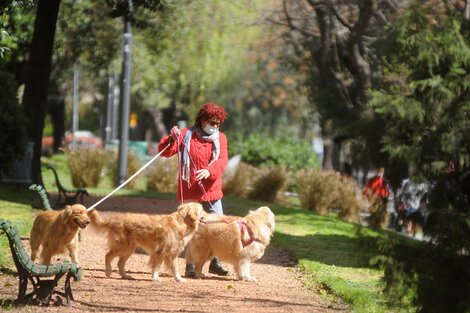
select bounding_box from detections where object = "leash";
[86,142,171,212]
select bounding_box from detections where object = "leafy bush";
[296,169,340,214]
[66,147,107,187]
[106,149,142,189]
[230,133,319,173]
[247,166,290,203]
[222,162,259,198]
[146,157,179,193]
[296,169,364,221]
[337,176,364,222]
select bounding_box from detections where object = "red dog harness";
[238,221,261,248]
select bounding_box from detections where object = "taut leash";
[86,142,170,212]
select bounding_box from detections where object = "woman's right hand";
[171,126,181,139]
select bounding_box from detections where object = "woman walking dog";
[158,102,230,277]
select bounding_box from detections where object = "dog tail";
[87,208,109,233]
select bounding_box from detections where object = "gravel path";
[0,195,350,312]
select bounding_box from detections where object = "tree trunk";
[22,0,61,185]
[47,81,65,153]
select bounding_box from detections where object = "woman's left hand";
[196,169,210,180]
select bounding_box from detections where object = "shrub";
[230,133,319,173]
[337,176,365,222]
[66,147,107,188]
[366,198,389,229]
[296,169,364,221]
[296,169,340,214]
[247,166,290,203]
[106,149,142,189]
[223,162,259,197]
[146,157,179,193]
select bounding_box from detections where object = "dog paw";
[241,276,257,282]
[194,272,206,279]
[152,277,162,282]
[122,274,134,280]
[176,277,187,283]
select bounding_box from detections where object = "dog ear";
[62,205,73,223]
[177,204,190,217]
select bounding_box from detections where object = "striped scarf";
[182,126,220,186]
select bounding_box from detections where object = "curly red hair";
[195,102,228,127]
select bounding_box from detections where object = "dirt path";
[0,195,350,312]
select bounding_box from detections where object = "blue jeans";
[201,199,223,215]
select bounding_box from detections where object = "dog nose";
[86,220,91,224]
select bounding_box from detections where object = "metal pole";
[117,0,133,185]
[105,74,113,142]
[72,62,79,147]
[112,72,119,140]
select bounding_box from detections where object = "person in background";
[158,102,230,277]
[363,167,390,228]
[396,172,428,237]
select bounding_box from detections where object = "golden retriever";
[30,204,90,265]
[87,202,206,282]
[186,206,275,282]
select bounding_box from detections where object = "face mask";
[203,124,218,135]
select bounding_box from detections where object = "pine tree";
[370,3,470,312]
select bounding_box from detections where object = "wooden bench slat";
[31,263,40,275]
[46,265,55,276]
[76,267,82,281]
[38,265,48,276]
[61,261,70,273]
[54,263,62,275]
[2,220,12,231]
[25,259,33,271]
[70,262,78,274]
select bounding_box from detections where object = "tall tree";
[22,0,61,185]
[370,2,470,311]
[265,0,402,170]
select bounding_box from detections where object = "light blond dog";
[186,206,275,282]
[88,202,206,282]
[30,204,90,265]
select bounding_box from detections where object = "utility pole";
[72,62,79,147]
[105,74,114,142]
[117,0,133,185]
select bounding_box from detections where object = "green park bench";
[46,165,89,208]
[0,218,82,307]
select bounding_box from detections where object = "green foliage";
[371,2,470,311]
[66,147,107,188]
[0,184,35,268]
[296,169,365,222]
[230,133,319,173]
[0,70,26,176]
[146,157,178,193]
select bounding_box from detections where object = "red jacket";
[158,127,228,203]
[363,175,390,199]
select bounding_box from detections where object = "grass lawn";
[0,154,418,313]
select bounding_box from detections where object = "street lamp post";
[117,0,133,185]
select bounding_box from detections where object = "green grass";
[0,185,36,267]
[0,154,419,313]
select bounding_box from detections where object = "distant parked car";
[65,131,103,148]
